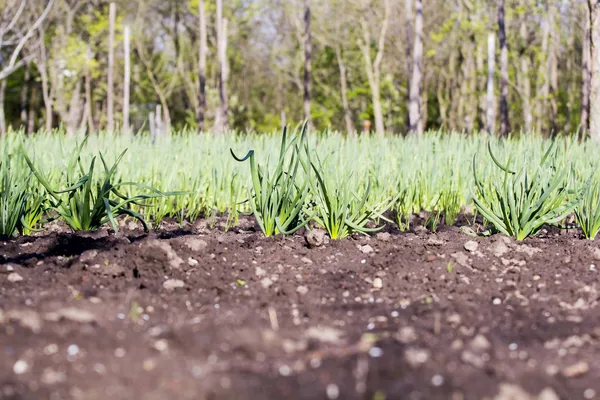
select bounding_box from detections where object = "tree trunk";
[497,0,510,136]
[303,0,312,125]
[107,2,116,131]
[404,0,413,130]
[536,13,550,135]
[20,63,30,127]
[123,26,131,134]
[334,45,354,135]
[408,0,423,135]
[0,79,6,134]
[215,0,229,132]
[84,48,95,133]
[486,32,496,134]
[38,29,52,131]
[358,0,390,137]
[27,87,36,134]
[518,15,532,133]
[590,1,600,142]
[581,5,591,135]
[198,0,207,132]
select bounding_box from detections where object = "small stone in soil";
[163,279,185,290]
[13,360,29,374]
[326,384,340,399]
[562,361,589,378]
[7,273,23,283]
[296,285,309,295]
[431,375,444,387]
[464,241,478,252]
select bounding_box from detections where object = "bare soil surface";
[2,219,600,400]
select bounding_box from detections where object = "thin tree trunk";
[107,2,116,131]
[408,0,423,135]
[581,5,591,135]
[215,0,229,132]
[404,0,413,130]
[590,0,600,142]
[20,63,30,127]
[358,0,391,136]
[497,0,510,136]
[303,0,312,125]
[547,5,558,135]
[334,45,354,135]
[519,14,532,133]
[84,48,95,133]
[123,26,130,134]
[487,32,496,134]
[536,13,550,134]
[198,0,207,132]
[27,86,36,134]
[38,29,52,131]
[0,79,6,134]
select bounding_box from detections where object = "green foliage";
[231,124,312,237]
[23,139,167,232]
[472,142,580,241]
[574,177,600,240]
[0,158,29,238]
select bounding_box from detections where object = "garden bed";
[1,219,600,400]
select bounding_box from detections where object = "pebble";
[163,279,185,290]
[188,257,199,266]
[261,278,274,289]
[7,273,23,283]
[300,257,313,265]
[278,365,291,376]
[431,375,444,387]
[562,361,589,378]
[470,334,491,352]
[368,347,384,358]
[13,360,29,374]
[306,229,329,247]
[154,339,169,352]
[296,285,309,295]
[372,278,383,289]
[255,267,266,277]
[67,344,80,357]
[375,232,391,242]
[359,244,374,254]
[405,348,429,367]
[184,238,208,252]
[584,389,596,399]
[326,383,340,399]
[493,298,502,305]
[464,241,479,252]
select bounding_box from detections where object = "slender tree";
[408,0,423,135]
[198,0,207,132]
[303,0,312,125]
[107,2,116,132]
[486,32,496,134]
[123,26,130,134]
[581,4,591,134]
[215,0,229,132]
[590,0,600,142]
[358,0,391,136]
[497,0,510,136]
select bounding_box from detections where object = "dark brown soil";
[2,219,600,400]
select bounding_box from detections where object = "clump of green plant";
[310,155,395,240]
[231,124,311,237]
[0,158,29,238]
[574,176,600,240]
[23,140,167,232]
[472,142,580,241]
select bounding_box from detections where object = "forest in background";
[0,0,594,137]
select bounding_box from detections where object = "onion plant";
[310,153,395,240]
[231,124,311,237]
[574,176,600,240]
[23,140,167,232]
[0,158,29,238]
[472,142,580,240]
